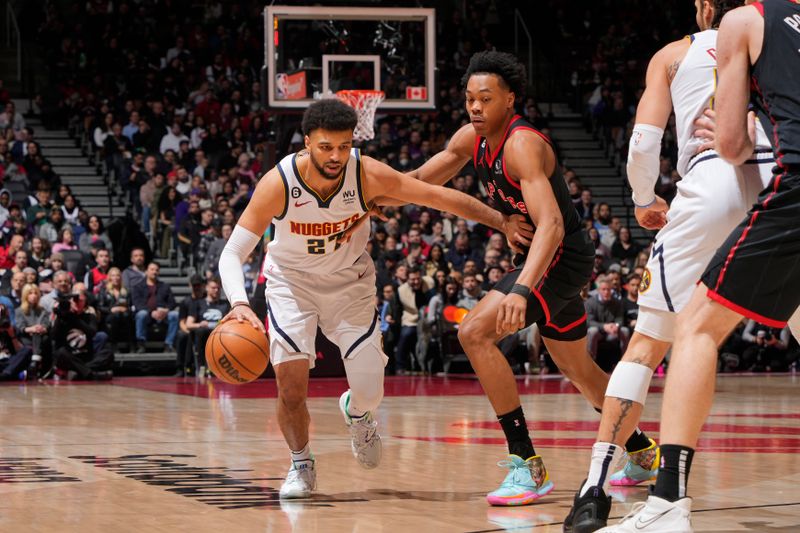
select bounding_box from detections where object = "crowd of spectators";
[0,0,795,380]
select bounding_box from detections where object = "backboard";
[264,6,436,112]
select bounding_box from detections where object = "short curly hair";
[461,51,527,100]
[711,0,745,29]
[301,99,358,136]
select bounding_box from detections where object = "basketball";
[206,320,270,384]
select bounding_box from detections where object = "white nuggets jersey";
[671,30,770,176]
[266,149,370,275]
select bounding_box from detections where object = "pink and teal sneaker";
[486,455,554,506]
[610,438,660,486]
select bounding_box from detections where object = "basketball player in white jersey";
[562,1,777,531]
[218,99,532,499]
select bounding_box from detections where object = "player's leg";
[274,358,317,499]
[600,172,800,532]
[340,340,387,469]
[457,289,555,506]
[318,253,388,469]
[563,331,669,533]
[274,359,312,451]
[264,265,320,499]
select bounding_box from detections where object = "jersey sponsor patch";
[640,268,652,294]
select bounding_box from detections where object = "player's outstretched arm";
[218,169,286,332]
[362,155,512,235]
[715,5,762,165]
[628,39,684,230]
[406,124,475,185]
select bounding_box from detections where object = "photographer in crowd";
[52,287,113,381]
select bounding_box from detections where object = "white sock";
[581,442,625,496]
[290,443,312,463]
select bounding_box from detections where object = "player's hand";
[338,205,388,244]
[496,293,527,336]
[693,108,716,153]
[221,304,265,333]
[634,195,669,230]
[502,214,534,253]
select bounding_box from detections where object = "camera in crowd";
[55,293,82,316]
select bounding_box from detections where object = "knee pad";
[343,342,387,413]
[605,361,654,406]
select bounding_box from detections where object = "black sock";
[497,406,535,458]
[653,444,695,501]
[624,428,652,452]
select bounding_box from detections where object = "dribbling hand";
[221,304,266,333]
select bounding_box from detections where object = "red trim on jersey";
[753,1,764,16]
[549,313,587,334]
[537,242,565,289]
[500,156,522,190]
[532,287,552,324]
[706,288,786,328]
[473,135,481,167]
[752,76,786,170]
[496,122,552,191]
[714,73,787,290]
[485,115,521,167]
[531,286,587,333]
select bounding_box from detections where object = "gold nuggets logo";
[640,268,652,293]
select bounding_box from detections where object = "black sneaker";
[563,483,611,533]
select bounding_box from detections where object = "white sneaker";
[279,458,316,499]
[596,495,692,532]
[339,390,382,469]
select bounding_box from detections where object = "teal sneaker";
[610,438,660,486]
[486,455,554,506]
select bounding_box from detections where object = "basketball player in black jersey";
[406,51,655,506]
[597,1,800,531]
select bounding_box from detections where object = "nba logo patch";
[640,268,652,293]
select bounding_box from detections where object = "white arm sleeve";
[626,124,664,208]
[219,224,261,306]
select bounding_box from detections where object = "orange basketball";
[206,320,269,384]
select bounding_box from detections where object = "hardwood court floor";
[1,374,799,532]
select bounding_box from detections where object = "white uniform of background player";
[565,4,795,525]
[634,29,774,340]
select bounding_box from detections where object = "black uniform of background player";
[475,114,595,340]
[701,0,800,326]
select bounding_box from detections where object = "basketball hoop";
[337,90,385,141]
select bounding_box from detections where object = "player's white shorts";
[264,252,386,369]
[635,150,774,342]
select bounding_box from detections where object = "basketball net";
[336,90,385,141]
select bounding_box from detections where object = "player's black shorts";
[494,229,594,341]
[701,170,800,327]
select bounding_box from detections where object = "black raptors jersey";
[751,0,800,169]
[473,115,581,245]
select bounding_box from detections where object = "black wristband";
[510,283,531,298]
